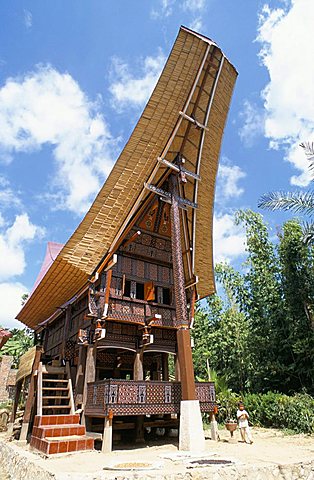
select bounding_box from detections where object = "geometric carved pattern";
[108,299,177,328]
[85,380,216,417]
[121,232,172,264]
[165,385,172,403]
[138,385,146,403]
[108,385,118,403]
[65,339,76,361]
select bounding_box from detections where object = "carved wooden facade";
[15,28,237,449]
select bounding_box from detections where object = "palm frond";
[302,221,314,245]
[300,142,314,171]
[258,191,314,216]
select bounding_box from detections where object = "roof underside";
[17,26,237,329]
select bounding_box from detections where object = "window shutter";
[144,281,155,301]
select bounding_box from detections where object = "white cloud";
[151,0,175,18]
[151,0,206,31]
[189,17,203,32]
[0,282,28,329]
[0,214,45,281]
[109,50,166,111]
[0,176,22,210]
[257,0,314,186]
[0,65,117,214]
[216,159,246,201]
[24,9,32,29]
[213,213,246,263]
[182,0,206,12]
[239,100,265,147]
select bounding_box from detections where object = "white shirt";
[237,409,249,428]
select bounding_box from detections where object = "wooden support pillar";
[175,354,181,381]
[10,380,22,424]
[133,350,143,381]
[209,412,219,441]
[102,416,113,453]
[74,346,87,409]
[162,353,169,381]
[176,329,196,400]
[169,175,196,400]
[170,175,204,451]
[61,305,71,360]
[82,344,96,429]
[20,346,43,441]
[133,350,145,443]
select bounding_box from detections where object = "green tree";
[1,328,33,368]
[192,209,314,395]
[192,266,249,392]
[234,209,288,392]
[277,219,314,392]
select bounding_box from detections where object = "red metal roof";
[0,328,12,349]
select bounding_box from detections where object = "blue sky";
[0,0,313,328]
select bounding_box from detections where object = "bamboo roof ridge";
[17,26,237,329]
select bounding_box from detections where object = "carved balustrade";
[85,380,215,417]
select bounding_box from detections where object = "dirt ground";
[4,426,312,479]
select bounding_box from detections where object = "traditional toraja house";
[14,26,237,455]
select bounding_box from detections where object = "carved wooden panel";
[85,380,216,417]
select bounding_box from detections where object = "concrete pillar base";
[179,400,205,451]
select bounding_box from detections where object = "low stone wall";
[0,440,55,480]
[0,438,313,480]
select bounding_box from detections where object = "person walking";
[237,402,253,444]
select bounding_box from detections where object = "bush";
[216,390,240,423]
[243,392,314,434]
[215,391,314,434]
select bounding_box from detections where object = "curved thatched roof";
[17,26,237,329]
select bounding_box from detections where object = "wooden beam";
[19,346,43,441]
[179,111,209,130]
[170,175,196,401]
[157,157,200,181]
[74,346,86,409]
[82,344,96,428]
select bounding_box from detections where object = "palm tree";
[258,142,314,244]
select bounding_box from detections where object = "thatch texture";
[16,346,36,383]
[17,27,237,329]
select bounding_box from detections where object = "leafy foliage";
[192,210,314,395]
[1,328,33,368]
[243,392,314,434]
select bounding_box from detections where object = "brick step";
[34,414,80,426]
[30,434,94,455]
[32,424,86,439]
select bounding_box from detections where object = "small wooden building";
[15,26,237,455]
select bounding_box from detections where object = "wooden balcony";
[85,380,215,417]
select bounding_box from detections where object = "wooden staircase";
[30,362,94,455]
[38,363,74,416]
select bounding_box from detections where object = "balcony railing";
[85,380,215,417]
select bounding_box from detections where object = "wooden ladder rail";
[37,362,43,417]
[66,361,75,414]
